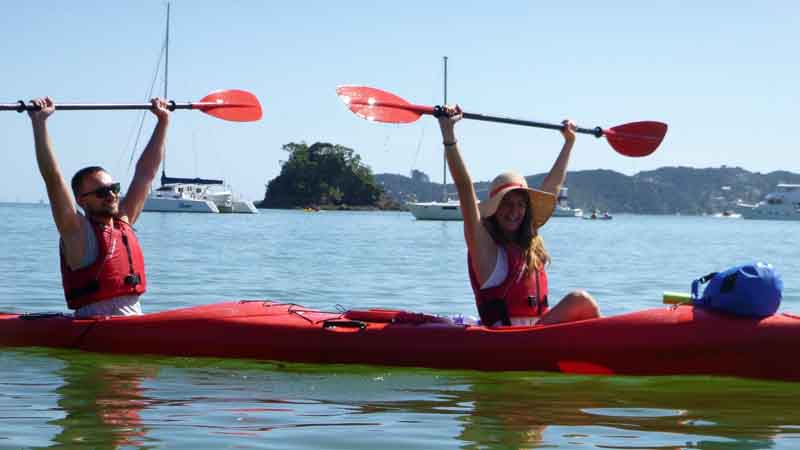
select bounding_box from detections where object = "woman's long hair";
[483,195,550,275]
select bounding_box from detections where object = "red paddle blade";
[336,85,425,123]
[195,89,262,122]
[604,121,668,157]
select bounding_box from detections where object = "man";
[28,96,170,317]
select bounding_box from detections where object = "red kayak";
[1,301,798,381]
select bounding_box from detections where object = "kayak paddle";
[336,85,667,157]
[3,89,263,122]
[663,291,692,305]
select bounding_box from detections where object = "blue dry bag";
[691,262,783,317]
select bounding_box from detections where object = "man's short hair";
[71,166,107,198]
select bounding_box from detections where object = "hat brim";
[479,187,556,229]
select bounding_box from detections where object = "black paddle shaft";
[462,111,604,138]
[431,105,603,138]
[1,100,196,113]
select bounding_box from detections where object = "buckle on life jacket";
[528,295,549,315]
[124,273,141,287]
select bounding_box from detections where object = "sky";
[1,1,798,202]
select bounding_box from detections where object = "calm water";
[1,202,799,449]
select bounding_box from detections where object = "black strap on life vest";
[478,298,511,327]
[65,279,100,301]
[529,269,548,315]
[120,233,140,286]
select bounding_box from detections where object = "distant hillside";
[375,167,800,215]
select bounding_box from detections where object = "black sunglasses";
[80,182,121,199]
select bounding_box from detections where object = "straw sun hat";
[478,171,556,229]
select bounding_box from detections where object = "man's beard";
[85,202,118,219]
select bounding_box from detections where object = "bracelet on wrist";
[443,140,458,147]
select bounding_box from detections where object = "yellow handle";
[663,291,692,305]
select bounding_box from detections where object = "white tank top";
[480,246,508,289]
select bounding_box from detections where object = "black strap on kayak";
[322,319,367,330]
[20,312,69,320]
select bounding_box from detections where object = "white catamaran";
[141,3,257,214]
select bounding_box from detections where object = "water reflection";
[11,349,800,449]
[48,354,158,448]
[340,372,800,450]
[433,374,796,449]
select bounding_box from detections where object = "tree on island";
[410,169,430,184]
[258,142,384,208]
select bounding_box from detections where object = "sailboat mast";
[442,56,448,203]
[162,2,170,180]
[164,2,170,99]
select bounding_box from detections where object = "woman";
[437,105,599,327]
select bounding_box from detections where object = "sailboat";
[142,3,257,214]
[407,57,463,221]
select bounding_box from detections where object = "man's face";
[77,171,119,218]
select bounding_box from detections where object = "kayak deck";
[1,301,799,381]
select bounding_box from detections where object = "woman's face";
[494,190,528,233]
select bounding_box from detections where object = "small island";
[256,142,403,211]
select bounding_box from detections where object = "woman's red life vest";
[468,244,549,326]
[60,218,147,310]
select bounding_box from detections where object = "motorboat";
[552,205,583,217]
[737,184,800,221]
[552,187,583,218]
[712,210,742,219]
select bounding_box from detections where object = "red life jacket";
[468,244,549,326]
[60,217,147,310]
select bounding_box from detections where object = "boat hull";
[552,206,582,217]
[1,301,799,381]
[407,202,462,221]
[143,197,219,213]
[738,204,800,221]
[231,199,258,214]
